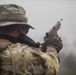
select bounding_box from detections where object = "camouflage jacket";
[0,42,60,75]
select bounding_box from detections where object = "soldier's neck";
[0,30,20,38]
[0,34,19,43]
[0,39,11,43]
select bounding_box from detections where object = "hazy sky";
[0,0,76,46]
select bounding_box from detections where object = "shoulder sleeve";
[28,46,60,75]
[41,47,60,75]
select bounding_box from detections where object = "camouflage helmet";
[0,4,34,29]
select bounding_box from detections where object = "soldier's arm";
[40,46,60,75]
[40,33,63,75]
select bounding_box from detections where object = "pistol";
[44,19,62,42]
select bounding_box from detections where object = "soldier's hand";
[44,36,63,53]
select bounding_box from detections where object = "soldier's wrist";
[46,46,57,53]
[46,46,59,57]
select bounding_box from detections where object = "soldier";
[0,4,63,75]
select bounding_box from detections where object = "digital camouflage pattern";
[0,42,60,75]
[0,4,34,29]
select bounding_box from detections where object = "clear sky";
[0,0,76,51]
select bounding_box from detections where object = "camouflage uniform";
[0,4,61,75]
[0,42,59,75]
